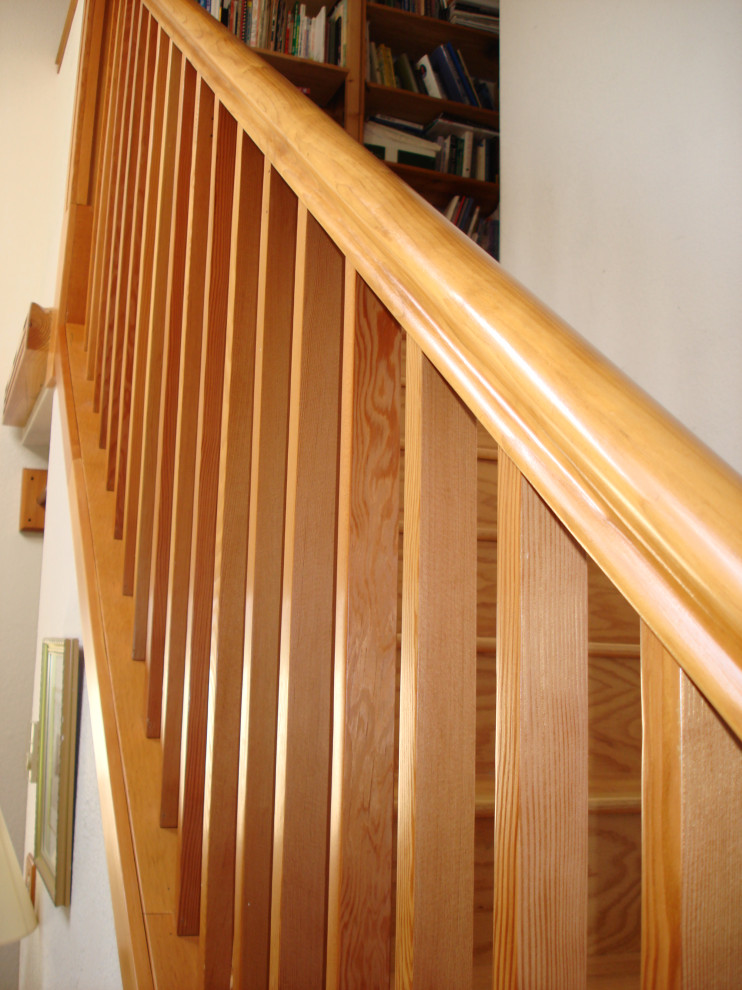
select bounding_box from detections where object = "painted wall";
[18,396,121,990]
[500,0,742,473]
[0,1,82,986]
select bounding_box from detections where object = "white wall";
[0,2,82,986]
[18,396,121,990]
[501,0,742,473]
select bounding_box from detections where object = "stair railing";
[53,0,742,987]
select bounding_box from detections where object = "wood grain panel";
[115,28,169,557]
[98,5,147,448]
[326,276,402,989]
[495,451,589,989]
[681,663,742,987]
[589,654,641,787]
[269,208,344,989]
[640,625,682,990]
[159,75,213,820]
[232,164,296,990]
[395,339,477,988]
[588,812,641,960]
[107,13,158,505]
[200,129,263,990]
[176,99,236,938]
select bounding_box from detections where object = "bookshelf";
[203,0,499,251]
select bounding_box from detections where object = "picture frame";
[34,638,80,906]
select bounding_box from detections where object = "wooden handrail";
[143,0,742,738]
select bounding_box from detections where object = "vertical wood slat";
[157,74,213,799]
[119,31,174,594]
[113,26,169,546]
[96,1,143,425]
[74,0,112,351]
[142,59,197,758]
[269,208,345,989]
[326,275,402,988]
[640,625,682,990]
[200,129,264,990]
[176,99,237,937]
[129,55,194,662]
[395,338,477,989]
[232,164,297,990]
[86,0,130,380]
[103,8,155,485]
[494,452,588,989]
[641,625,742,989]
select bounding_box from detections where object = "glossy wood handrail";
[142,0,742,738]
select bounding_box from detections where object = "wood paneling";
[395,339,477,988]
[326,276,402,988]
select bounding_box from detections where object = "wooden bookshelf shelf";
[389,163,499,212]
[255,50,348,106]
[365,82,498,128]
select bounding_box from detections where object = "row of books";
[443,195,499,260]
[199,0,348,66]
[368,39,496,112]
[363,116,498,181]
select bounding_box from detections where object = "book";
[363,121,441,168]
[429,45,468,104]
[415,54,444,99]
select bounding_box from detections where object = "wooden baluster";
[200,129,263,990]
[84,0,121,369]
[269,207,345,988]
[395,339,477,988]
[176,99,237,937]
[143,59,197,748]
[119,32,177,597]
[640,626,682,989]
[129,54,193,671]
[232,164,297,990]
[326,275,402,988]
[104,8,154,488]
[112,25,168,547]
[91,0,135,394]
[494,452,588,989]
[97,1,144,435]
[157,74,212,799]
[641,624,742,989]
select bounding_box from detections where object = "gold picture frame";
[34,638,80,906]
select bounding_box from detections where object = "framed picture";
[34,638,80,906]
